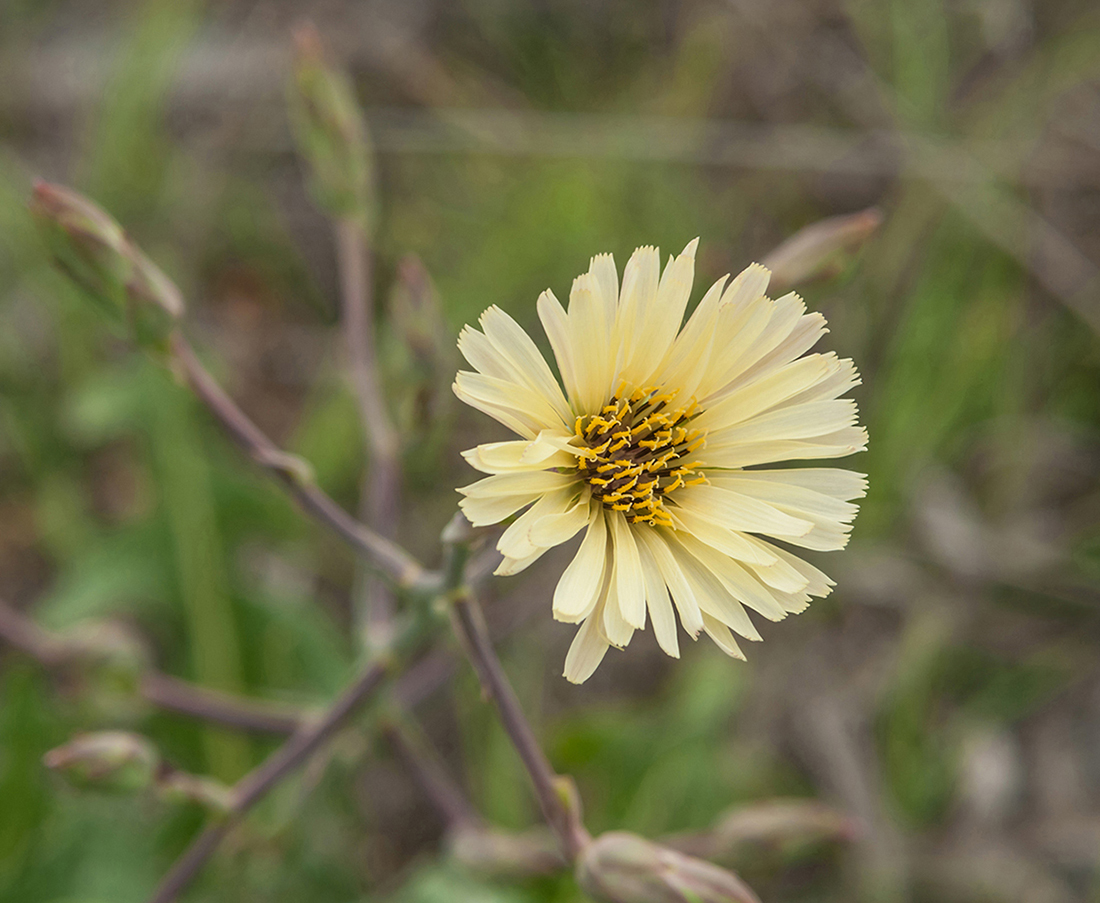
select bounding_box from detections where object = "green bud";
[448,826,564,879]
[288,23,375,227]
[30,182,184,349]
[577,832,761,903]
[44,731,160,793]
[158,770,235,815]
[61,620,152,722]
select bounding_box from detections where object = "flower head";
[455,240,867,683]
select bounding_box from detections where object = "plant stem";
[168,333,428,591]
[449,589,591,860]
[148,658,391,903]
[381,716,482,830]
[334,216,403,639]
[140,673,303,736]
[0,599,307,736]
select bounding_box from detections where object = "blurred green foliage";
[2,0,1100,901]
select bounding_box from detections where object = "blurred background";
[2,0,1100,901]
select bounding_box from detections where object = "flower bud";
[158,770,235,814]
[44,731,160,793]
[30,182,184,348]
[708,799,860,862]
[762,207,883,293]
[448,826,564,879]
[576,832,761,903]
[389,255,446,366]
[288,23,375,227]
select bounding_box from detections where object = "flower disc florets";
[576,383,707,527]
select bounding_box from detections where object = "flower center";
[575,384,707,528]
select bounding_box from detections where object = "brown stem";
[449,591,591,860]
[140,673,303,736]
[148,659,390,903]
[0,599,308,736]
[168,334,428,591]
[381,717,482,830]
[334,217,402,636]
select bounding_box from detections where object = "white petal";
[552,505,609,623]
[462,436,576,474]
[588,252,620,317]
[458,325,514,380]
[458,471,577,527]
[651,274,729,397]
[610,513,646,630]
[494,546,550,576]
[638,540,679,658]
[537,288,581,405]
[704,292,807,397]
[600,572,635,649]
[783,356,861,407]
[497,488,577,561]
[696,292,774,399]
[563,612,611,684]
[754,540,836,597]
[726,310,829,392]
[706,398,859,446]
[701,613,746,660]
[568,272,616,412]
[634,528,703,638]
[479,306,573,423]
[528,490,592,547]
[672,484,814,538]
[718,468,867,502]
[459,470,577,499]
[454,371,567,436]
[615,245,661,380]
[721,263,772,315]
[701,426,868,469]
[707,473,860,524]
[694,354,835,432]
[629,240,699,386]
[677,534,788,621]
[671,535,762,640]
[667,507,778,565]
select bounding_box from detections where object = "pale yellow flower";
[455,240,867,683]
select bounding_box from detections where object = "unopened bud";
[65,619,150,690]
[158,770,235,815]
[448,826,564,879]
[30,182,184,348]
[44,731,159,793]
[389,255,446,365]
[762,207,883,293]
[709,799,860,861]
[289,23,375,227]
[577,832,761,903]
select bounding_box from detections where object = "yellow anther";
[575,384,707,525]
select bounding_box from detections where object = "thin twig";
[0,599,307,735]
[334,217,403,637]
[381,716,482,830]
[168,333,429,590]
[449,589,591,860]
[141,673,304,736]
[148,658,391,903]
